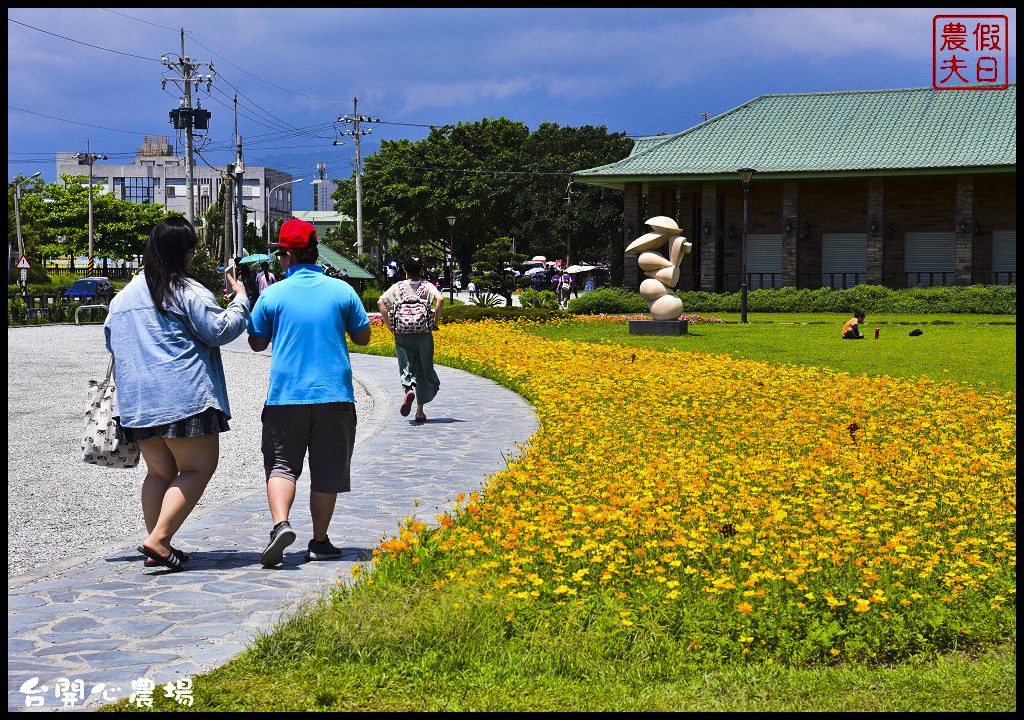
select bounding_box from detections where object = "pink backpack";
[390,282,432,334]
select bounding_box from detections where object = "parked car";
[64,277,115,303]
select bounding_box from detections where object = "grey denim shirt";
[104,273,250,428]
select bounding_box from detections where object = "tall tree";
[13,174,167,263]
[332,119,633,282]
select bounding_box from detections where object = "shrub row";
[439,305,569,324]
[519,288,559,310]
[7,298,106,326]
[568,284,1016,315]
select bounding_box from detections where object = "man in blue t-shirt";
[247,218,371,566]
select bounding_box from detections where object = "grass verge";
[102,314,1015,712]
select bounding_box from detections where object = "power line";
[7,17,163,63]
[183,32,354,102]
[98,7,180,33]
[8,105,149,135]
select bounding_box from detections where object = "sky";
[7,8,1017,212]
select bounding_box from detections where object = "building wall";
[56,150,292,231]
[623,171,1016,290]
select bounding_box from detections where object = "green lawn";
[103,313,1016,712]
[527,314,1016,393]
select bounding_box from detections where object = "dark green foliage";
[362,287,382,313]
[567,286,648,315]
[678,285,1016,315]
[519,288,559,309]
[440,306,568,324]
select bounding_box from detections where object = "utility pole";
[235,134,245,258]
[338,98,379,254]
[162,29,214,228]
[73,139,108,276]
[223,166,235,271]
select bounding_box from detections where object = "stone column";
[782,180,798,287]
[866,178,885,285]
[700,182,718,292]
[623,183,642,290]
[954,175,974,284]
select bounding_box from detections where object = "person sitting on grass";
[841,311,867,339]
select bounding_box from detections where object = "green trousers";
[394,332,440,405]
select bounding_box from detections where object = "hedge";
[567,284,1015,315]
[567,286,649,315]
[439,306,569,324]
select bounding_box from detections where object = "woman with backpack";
[377,254,443,422]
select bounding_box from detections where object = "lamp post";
[10,171,41,287]
[736,168,755,324]
[446,215,456,303]
[74,141,108,276]
[265,178,303,252]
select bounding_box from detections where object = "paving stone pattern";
[7,329,537,712]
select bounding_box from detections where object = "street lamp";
[74,142,108,276]
[446,216,456,303]
[265,178,304,252]
[736,168,755,324]
[10,171,41,287]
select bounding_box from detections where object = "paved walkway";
[7,334,538,712]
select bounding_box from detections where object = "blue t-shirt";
[248,264,370,405]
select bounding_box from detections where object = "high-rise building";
[312,162,338,212]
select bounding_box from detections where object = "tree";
[13,174,167,264]
[334,117,531,284]
[471,237,528,306]
[332,119,633,283]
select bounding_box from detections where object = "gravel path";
[6,325,372,578]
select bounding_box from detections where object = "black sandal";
[143,546,189,567]
[138,544,185,572]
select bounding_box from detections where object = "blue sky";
[7,8,1017,211]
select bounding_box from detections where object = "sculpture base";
[629,319,688,336]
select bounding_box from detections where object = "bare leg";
[267,475,297,526]
[310,490,337,541]
[139,438,178,534]
[415,404,427,422]
[141,434,219,557]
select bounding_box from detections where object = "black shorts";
[261,402,356,494]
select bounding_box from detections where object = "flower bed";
[361,318,1016,666]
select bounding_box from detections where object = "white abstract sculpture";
[626,216,692,320]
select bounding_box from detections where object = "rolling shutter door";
[746,234,782,288]
[904,232,954,287]
[821,233,867,288]
[991,230,1016,285]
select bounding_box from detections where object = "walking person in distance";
[377,254,443,423]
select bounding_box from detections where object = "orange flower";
[737,602,753,614]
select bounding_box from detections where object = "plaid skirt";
[117,407,230,443]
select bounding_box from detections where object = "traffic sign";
[16,255,31,270]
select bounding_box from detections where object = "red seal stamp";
[933,15,1009,90]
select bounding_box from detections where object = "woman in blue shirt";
[104,216,250,571]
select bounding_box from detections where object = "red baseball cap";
[271,218,317,251]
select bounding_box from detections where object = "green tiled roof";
[316,244,375,280]
[577,86,1016,186]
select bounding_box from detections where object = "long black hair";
[143,215,198,314]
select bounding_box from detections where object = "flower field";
[361,318,1016,666]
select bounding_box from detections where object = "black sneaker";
[261,521,296,566]
[306,536,343,561]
